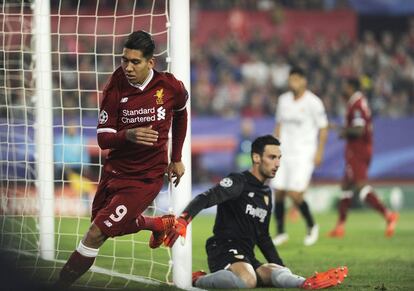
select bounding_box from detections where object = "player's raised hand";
[164,216,188,248]
[166,161,185,187]
[126,125,158,145]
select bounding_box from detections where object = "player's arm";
[257,216,285,266]
[257,236,284,266]
[164,174,245,247]
[314,126,328,167]
[339,125,364,139]
[97,81,128,149]
[97,74,160,149]
[314,98,329,166]
[167,81,189,186]
[339,108,366,139]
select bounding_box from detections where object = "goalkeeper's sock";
[298,201,315,229]
[195,270,247,288]
[55,241,98,288]
[271,267,305,288]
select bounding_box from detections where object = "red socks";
[338,197,352,223]
[55,241,99,289]
[56,251,95,288]
[364,192,387,217]
[136,215,164,232]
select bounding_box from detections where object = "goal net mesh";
[0,0,175,288]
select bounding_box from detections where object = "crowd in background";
[190,21,414,118]
[3,1,414,121]
[53,14,414,121]
[45,19,414,121]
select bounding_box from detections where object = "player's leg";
[354,157,388,218]
[193,263,254,289]
[328,181,353,237]
[54,172,113,289]
[55,176,169,288]
[288,190,318,246]
[256,263,305,288]
[55,223,107,289]
[256,263,348,289]
[269,161,289,245]
[358,184,399,237]
[273,189,289,245]
[330,156,359,237]
[286,159,317,245]
[92,177,175,248]
[195,237,258,288]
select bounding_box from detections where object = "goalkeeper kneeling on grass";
[164,135,348,289]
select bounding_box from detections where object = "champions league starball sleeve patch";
[219,177,233,188]
[99,110,108,124]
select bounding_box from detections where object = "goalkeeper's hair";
[124,30,155,59]
[251,135,281,157]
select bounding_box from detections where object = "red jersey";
[97,67,188,179]
[345,91,373,160]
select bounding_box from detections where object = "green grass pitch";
[1,211,413,290]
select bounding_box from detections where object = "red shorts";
[91,170,163,237]
[343,153,371,184]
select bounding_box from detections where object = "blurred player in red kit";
[329,78,398,238]
[55,30,188,288]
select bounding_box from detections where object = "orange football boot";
[328,223,345,238]
[385,212,399,237]
[149,214,176,249]
[302,266,348,289]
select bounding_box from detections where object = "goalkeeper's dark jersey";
[183,170,283,265]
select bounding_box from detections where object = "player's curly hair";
[251,135,281,157]
[124,30,155,59]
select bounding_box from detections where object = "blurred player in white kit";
[269,67,328,246]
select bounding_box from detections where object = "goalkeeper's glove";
[164,214,189,248]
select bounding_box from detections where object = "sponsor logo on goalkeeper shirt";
[245,204,267,222]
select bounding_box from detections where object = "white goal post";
[170,0,192,288]
[34,0,55,262]
[1,0,192,288]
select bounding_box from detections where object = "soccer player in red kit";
[329,78,398,238]
[54,30,188,288]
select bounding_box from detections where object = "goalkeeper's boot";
[192,270,207,286]
[328,223,345,238]
[385,212,399,237]
[149,214,176,249]
[302,266,348,290]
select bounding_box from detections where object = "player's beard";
[259,165,276,180]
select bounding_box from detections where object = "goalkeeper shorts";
[205,236,262,272]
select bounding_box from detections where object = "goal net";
[0,0,190,288]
